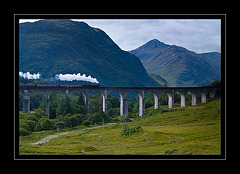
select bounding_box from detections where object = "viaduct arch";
[19,86,220,118]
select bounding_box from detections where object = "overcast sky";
[19,19,221,53]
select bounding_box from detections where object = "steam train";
[19,84,100,88]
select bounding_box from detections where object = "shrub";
[161,109,169,114]
[91,113,102,124]
[31,108,46,119]
[120,126,143,137]
[19,127,30,136]
[107,108,120,118]
[64,116,78,128]
[55,121,65,129]
[164,148,178,155]
[34,117,54,131]
[19,113,39,135]
[83,120,90,126]
[73,114,83,125]
[82,146,97,151]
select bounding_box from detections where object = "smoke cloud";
[19,71,41,79]
[19,72,99,84]
[55,73,99,84]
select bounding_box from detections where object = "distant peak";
[149,39,159,42]
[146,39,169,47]
[40,19,73,23]
[44,19,71,21]
[147,39,161,44]
[136,39,169,51]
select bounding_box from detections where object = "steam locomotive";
[19,84,100,88]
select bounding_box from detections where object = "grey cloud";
[21,19,221,53]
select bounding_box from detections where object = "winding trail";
[33,123,117,145]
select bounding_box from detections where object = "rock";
[179,151,184,155]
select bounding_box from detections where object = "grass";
[19,98,221,155]
[19,124,101,144]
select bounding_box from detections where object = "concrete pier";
[180,91,187,107]
[119,90,129,116]
[153,91,161,109]
[191,91,198,106]
[138,90,145,117]
[167,90,174,108]
[102,90,108,113]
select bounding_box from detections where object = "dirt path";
[33,123,117,145]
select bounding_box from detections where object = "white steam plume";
[19,71,41,79]
[55,73,99,84]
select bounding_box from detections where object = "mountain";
[129,39,221,87]
[198,52,221,70]
[132,39,170,62]
[19,19,160,87]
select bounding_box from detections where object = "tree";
[107,108,119,118]
[83,120,90,126]
[73,114,83,125]
[19,127,30,136]
[58,99,64,116]
[31,108,46,119]
[107,95,120,108]
[70,100,79,114]
[62,95,71,115]
[30,92,45,111]
[201,80,221,88]
[145,93,154,109]
[49,104,56,119]
[49,92,59,119]
[91,113,102,124]
[71,100,87,115]
[77,93,85,106]
[174,92,181,104]
[34,117,54,131]
[89,94,102,114]
[210,80,221,88]
[160,93,168,105]
[98,110,111,123]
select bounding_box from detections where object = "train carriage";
[19,84,100,88]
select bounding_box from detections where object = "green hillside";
[19,98,221,155]
[19,19,159,87]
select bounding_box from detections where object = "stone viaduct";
[19,86,220,118]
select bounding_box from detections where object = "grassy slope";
[19,98,221,155]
